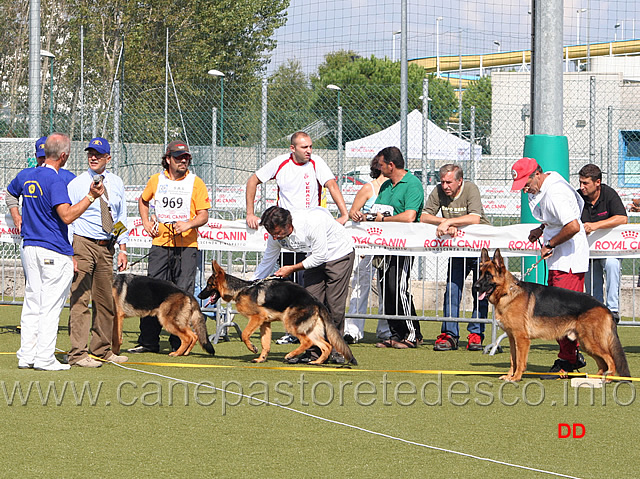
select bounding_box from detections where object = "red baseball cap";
[510,157,539,191]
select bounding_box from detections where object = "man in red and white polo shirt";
[245,131,348,228]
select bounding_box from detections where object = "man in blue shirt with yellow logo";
[8,133,102,371]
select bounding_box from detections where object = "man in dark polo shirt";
[578,164,627,323]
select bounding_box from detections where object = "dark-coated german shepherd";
[473,248,629,382]
[197,260,357,365]
[112,274,215,357]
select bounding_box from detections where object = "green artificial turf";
[1,304,639,478]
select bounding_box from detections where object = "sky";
[265,0,640,75]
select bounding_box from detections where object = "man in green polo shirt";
[367,146,424,349]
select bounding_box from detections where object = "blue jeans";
[441,257,488,339]
[584,258,620,312]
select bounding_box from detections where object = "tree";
[0,0,290,139]
[267,59,313,146]
[309,53,456,146]
[461,76,492,154]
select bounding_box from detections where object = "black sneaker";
[344,334,356,344]
[540,353,587,380]
[126,345,158,354]
[283,351,313,364]
[611,312,620,324]
[328,351,346,364]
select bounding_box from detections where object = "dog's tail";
[191,299,215,356]
[320,306,357,366]
[611,323,630,377]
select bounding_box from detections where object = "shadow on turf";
[0,325,21,335]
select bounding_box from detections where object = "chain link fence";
[2,73,640,319]
[2,74,639,216]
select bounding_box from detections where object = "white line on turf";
[110,361,583,479]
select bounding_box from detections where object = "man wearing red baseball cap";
[511,157,590,378]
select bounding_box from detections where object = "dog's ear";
[212,260,225,277]
[493,248,505,270]
[480,248,490,263]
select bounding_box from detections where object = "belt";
[78,235,111,247]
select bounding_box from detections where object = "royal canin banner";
[2,214,640,258]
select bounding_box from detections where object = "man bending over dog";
[511,157,590,379]
[253,206,355,363]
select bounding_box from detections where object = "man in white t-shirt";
[511,157,590,379]
[245,131,349,344]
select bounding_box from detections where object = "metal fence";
[2,74,640,345]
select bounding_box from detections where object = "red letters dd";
[558,423,585,438]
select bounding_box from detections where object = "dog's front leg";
[253,323,272,363]
[500,334,518,382]
[509,333,530,382]
[241,316,262,355]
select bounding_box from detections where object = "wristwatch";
[544,240,553,249]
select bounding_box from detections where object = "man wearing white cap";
[510,157,590,378]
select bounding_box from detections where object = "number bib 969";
[155,173,195,223]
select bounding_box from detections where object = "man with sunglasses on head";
[67,137,129,367]
[128,140,211,354]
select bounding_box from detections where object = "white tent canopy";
[345,109,482,162]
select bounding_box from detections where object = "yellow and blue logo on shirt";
[24,181,43,198]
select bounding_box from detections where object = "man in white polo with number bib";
[128,140,211,354]
[245,131,349,344]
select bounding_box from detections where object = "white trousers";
[17,246,73,368]
[344,255,390,340]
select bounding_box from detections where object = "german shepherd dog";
[473,248,629,382]
[111,274,215,357]
[197,260,357,365]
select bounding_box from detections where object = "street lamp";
[576,8,587,70]
[40,49,55,132]
[614,22,621,41]
[436,17,443,77]
[392,30,401,62]
[493,40,501,53]
[576,8,587,44]
[207,69,225,147]
[326,84,341,107]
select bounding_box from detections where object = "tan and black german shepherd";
[473,248,629,381]
[197,260,357,365]
[112,274,215,357]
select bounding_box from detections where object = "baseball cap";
[166,140,191,157]
[510,157,539,191]
[85,137,111,155]
[35,136,47,158]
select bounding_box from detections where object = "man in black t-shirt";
[577,164,627,323]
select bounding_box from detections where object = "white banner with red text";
[2,215,639,259]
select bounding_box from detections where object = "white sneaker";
[18,361,34,369]
[34,360,71,371]
[72,356,103,368]
[104,353,128,363]
[276,333,300,345]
